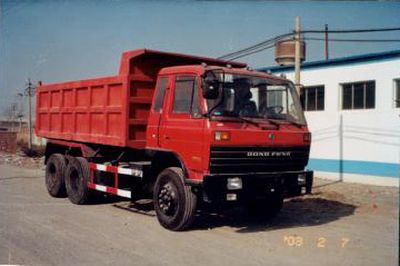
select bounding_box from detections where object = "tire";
[153,167,197,231]
[65,157,92,205]
[245,193,283,219]
[45,153,67,197]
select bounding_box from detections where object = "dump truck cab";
[146,64,313,204]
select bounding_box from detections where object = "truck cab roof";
[159,64,288,83]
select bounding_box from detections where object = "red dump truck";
[36,49,313,231]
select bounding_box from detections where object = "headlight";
[215,131,231,141]
[298,174,306,185]
[227,177,242,190]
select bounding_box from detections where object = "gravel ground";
[0,154,398,266]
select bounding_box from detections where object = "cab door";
[159,75,205,172]
[146,76,169,147]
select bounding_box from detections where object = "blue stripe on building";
[307,159,400,178]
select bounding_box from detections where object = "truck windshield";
[206,72,306,125]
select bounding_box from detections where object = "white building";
[261,50,400,187]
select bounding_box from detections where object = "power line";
[218,26,400,61]
[227,43,276,61]
[301,27,400,34]
[304,37,400,43]
[217,32,293,60]
[218,33,292,59]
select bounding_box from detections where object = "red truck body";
[36,49,245,149]
[36,49,313,231]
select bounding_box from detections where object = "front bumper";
[201,170,313,204]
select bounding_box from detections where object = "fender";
[147,148,202,186]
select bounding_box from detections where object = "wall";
[279,59,400,186]
[17,126,47,147]
[0,132,17,153]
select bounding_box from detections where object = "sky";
[0,0,399,117]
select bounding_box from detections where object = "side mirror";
[203,80,220,99]
[202,72,220,99]
[224,88,235,113]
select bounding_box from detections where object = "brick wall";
[0,132,17,153]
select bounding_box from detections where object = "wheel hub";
[158,183,176,215]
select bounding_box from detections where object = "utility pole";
[325,24,329,60]
[294,16,301,94]
[17,92,24,132]
[25,79,35,150]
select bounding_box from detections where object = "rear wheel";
[65,157,92,204]
[153,167,197,231]
[45,153,67,197]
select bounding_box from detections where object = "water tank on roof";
[275,40,306,66]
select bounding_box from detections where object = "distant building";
[0,120,45,147]
[260,50,400,186]
[0,120,25,132]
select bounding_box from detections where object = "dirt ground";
[0,150,44,169]
[0,153,398,266]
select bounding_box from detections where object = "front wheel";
[153,167,197,231]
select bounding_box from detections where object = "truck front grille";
[209,146,310,174]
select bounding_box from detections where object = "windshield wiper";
[235,116,262,127]
[264,116,305,128]
[238,116,280,129]
[264,114,304,128]
[263,118,281,128]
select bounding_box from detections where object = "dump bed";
[36,49,246,149]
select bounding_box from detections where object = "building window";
[395,79,400,108]
[341,81,375,110]
[300,85,325,111]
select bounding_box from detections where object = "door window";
[152,77,168,112]
[173,76,201,117]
